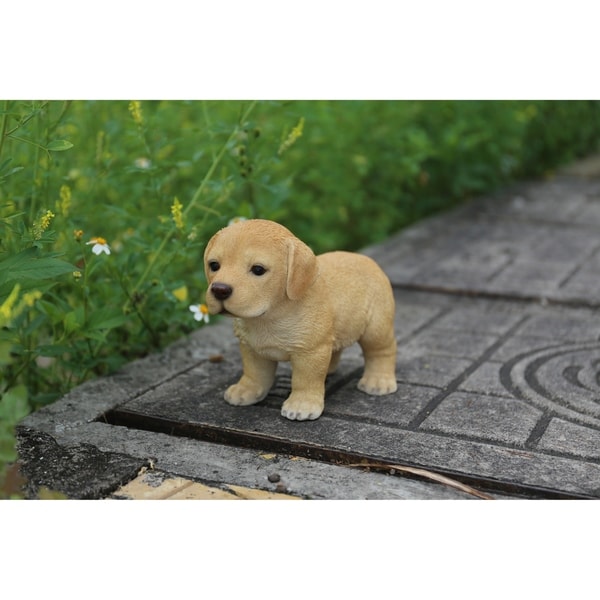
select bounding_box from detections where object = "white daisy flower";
[86,237,111,255]
[189,303,210,324]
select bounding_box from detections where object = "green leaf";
[0,385,30,424]
[86,309,128,332]
[35,344,73,357]
[0,248,75,285]
[37,299,66,326]
[64,308,84,334]
[0,158,24,182]
[0,341,13,366]
[0,431,18,463]
[0,158,12,173]
[46,139,73,152]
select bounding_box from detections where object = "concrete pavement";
[16,157,600,499]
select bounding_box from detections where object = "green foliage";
[277,100,600,250]
[1,99,600,496]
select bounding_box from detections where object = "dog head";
[203,219,318,318]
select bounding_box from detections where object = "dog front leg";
[281,349,330,421]
[225,343,277,406]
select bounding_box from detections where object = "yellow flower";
[0,284,20,322]
[41,210,54,229]
[278,117,305,156]
[171,197,184,230]
[172,285,188,302]
[0,284,41,326]
[86,236,111,255]
[128,101,144,126]
[23,290,42,307]
[189,303,210,323]
[32,209,55,240]
[74,229,84,242]
[58,184,71,217]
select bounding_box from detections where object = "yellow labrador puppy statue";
[204,219,397,421]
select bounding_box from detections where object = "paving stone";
[419,391,543,445]
[458,362,512,397]
[503,341,600,428]
[516,313,600,341]
[395,303,445,340]
[433,304,524,335]
[489,260,575,296]
[575,202,600,227]
[395,354,473,388]
[398,328,499,360]
[42,422,480,499]
[537,418,600,460]
[368,176,600,307]
[487,336,558,362]
[326,381,439,426]
[562,270,600,298]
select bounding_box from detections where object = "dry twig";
[347,461,494,500]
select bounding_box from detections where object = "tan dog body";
[204,219,397,420]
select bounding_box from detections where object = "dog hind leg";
[357,318,397,396]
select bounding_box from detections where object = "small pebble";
[275,483,288,494]
[268,473,281,483]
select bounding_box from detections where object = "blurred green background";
[2,99,600,495]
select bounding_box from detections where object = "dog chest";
[232,318,297,362]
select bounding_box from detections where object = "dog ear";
[286,238,318,300]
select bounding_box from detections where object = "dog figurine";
[204,219,397,420]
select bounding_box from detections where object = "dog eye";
[208,261,220,272]
[250,265,267,276]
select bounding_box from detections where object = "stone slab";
[364,176,600,306]
[96,291,600,499]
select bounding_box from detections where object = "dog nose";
[211,282,233,301]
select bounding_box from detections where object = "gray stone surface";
[18,428,148,499]
[364,177,600,306]
[16,166,600,499]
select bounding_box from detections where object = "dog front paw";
[224,382,267,406]
[357,375,398,396]
[281,394,324,421]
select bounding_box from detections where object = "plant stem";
[124,100,258,311]
[4,101,48,137]
[29,110,43,225]
[184,101,258,219]
[48,101,72,136]
[0,100,10,164]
